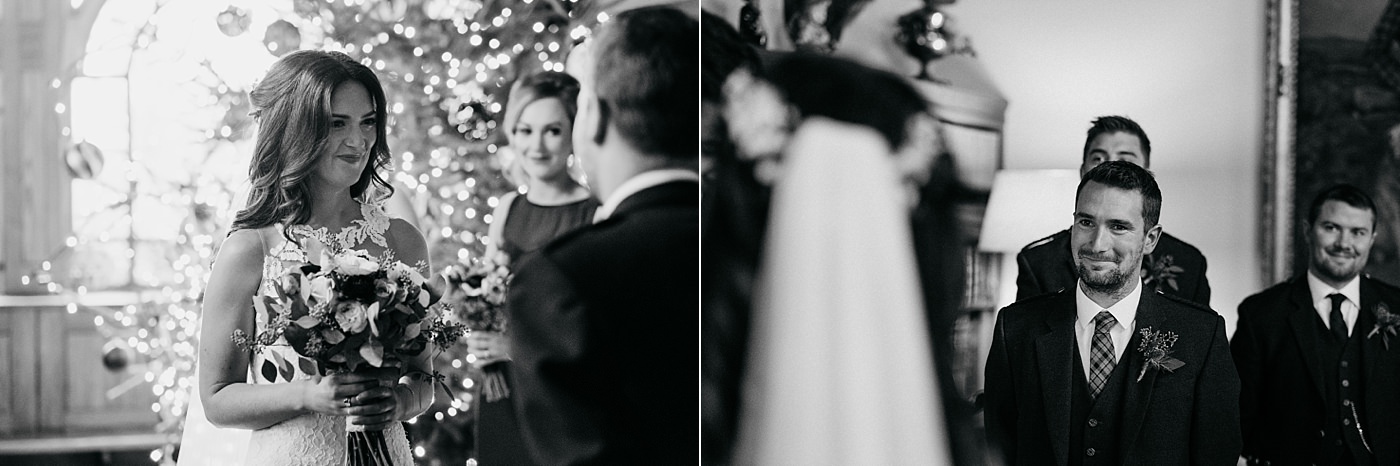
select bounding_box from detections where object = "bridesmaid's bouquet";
[234,248,464,465]
[439,250,513,401]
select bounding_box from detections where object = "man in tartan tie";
[984,161,1241,465]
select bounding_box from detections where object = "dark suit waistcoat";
[1015,230,1211,306]
[1233,276,1400,466]
[984,288,1241,466]
[507,180,699,466]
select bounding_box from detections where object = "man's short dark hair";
[592,6,697,159]
[1083,115,1151,166]
[1308,183,1378,228]
[1077,160,1162,227]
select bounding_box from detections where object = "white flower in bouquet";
[333,300,369,333]
[330,249,380,275]
[386,260,423,283]
[305,275,334,305]
[365,302,383,337]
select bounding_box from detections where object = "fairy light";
[51,0,594,462]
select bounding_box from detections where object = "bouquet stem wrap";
[346,429,394,466]
[481,363,510,402]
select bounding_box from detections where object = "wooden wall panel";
[60,313,158,432]
[0,316,13,434]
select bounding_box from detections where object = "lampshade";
[977,169,1081,253]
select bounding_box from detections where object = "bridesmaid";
[466,70,598,465]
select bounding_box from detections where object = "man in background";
[1234,184,1400,465]
[1016,116,1211,306]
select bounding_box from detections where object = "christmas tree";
[268,1,598,463]
[44,0,615,463]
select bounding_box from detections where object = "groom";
[505,6,698,466]
[983,161,1240,465]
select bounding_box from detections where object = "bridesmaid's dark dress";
[477,194,598,466]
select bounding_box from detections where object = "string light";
[54,0,592,461]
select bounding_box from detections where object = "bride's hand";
[466,331,510,368]
[344,383,399,431]
[300,372,382,417]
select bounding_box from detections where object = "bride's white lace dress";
[180,203,413,466]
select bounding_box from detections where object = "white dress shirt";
[1307,271,1361,337]
[1074,279,1143,378]
[593,169,698,223]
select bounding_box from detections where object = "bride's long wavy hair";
[231,50,393,233]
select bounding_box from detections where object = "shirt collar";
[1306,271,1361,308]
[1074,278,1143,331]
[593,169,698,223]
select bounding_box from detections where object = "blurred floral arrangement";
[438,250,512,401]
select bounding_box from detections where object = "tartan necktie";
[1088,311,1118,398]
[1328,293,1349,342]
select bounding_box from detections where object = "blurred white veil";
[732,117,951,464]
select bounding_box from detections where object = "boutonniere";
[1367,302,1400,350]
[1141,253,1184,293]
[1136,327,1186,382]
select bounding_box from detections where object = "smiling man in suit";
[1016,116,1211,306]
[984,161,1240,465]
[1233,184,1400,466]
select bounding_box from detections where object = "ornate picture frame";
[1262,0,1295,285]
[1263,0,1400,286]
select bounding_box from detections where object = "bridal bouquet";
[234,248,464,465]
[438,250,512,401]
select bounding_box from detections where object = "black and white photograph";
[0,0,1395,465]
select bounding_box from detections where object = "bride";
[180,50,435,465]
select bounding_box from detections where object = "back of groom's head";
[591,6,698,160]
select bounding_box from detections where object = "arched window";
[70,0,283,290]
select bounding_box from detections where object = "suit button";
[1342,379,1350,388]
[1344,418,1352,426]
[1341,361,1349,368]
[1344,399,1352,407]
[1088,418,1099,427]
[1086,448,1097,457]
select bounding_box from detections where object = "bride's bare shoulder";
[214,228,269,271]
[385,219,429,269]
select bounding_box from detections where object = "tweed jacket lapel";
[1035,291,1077,466]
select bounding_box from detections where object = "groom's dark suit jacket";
[1233,275,1400,465]
[984,287,1241,466]
[507,180,698,466]
[1016,230,1211,306]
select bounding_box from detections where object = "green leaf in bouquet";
[287,297,311,320]
[297,357,318,377]
[294,315,319,328]
[361,340,384,367]
[283,322,315,356]
[275,352,295,381]
[261,359,278,383]
[322,328,345,344]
